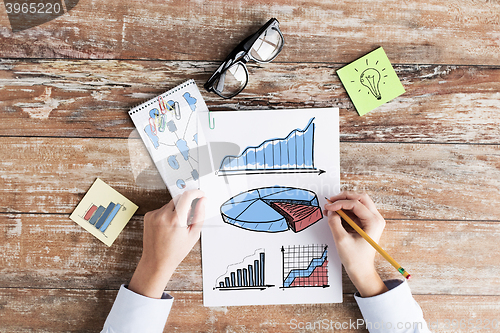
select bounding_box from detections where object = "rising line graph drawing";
[217,118,325,176]
[281,244,329,289]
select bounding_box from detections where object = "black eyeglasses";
[204,18,284,99]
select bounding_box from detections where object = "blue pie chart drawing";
[220,186,323,233]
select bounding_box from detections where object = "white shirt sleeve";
[101,285,173,333]
[354,279,431,333]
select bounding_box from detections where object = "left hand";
[128,190,206,298]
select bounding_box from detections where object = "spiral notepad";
[128,79,207,198]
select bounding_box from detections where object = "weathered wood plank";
[1,213,499,296]
[0,136,169,215]
[0,1,499,65]
[167,293,500,333]
[0,214,201,291]
[0,288,113,333]
[0,288,499,332]
[0,137,498,220]
[2,61,500,143]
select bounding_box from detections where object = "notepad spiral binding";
[128,79,196,115]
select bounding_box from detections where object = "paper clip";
[157,96,167,114]
[208,110,215,129]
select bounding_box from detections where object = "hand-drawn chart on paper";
[282,244,329,289]
[129,80,208,197]
[214,249,274,291]
[218,118,323,176]
[200,108,342,306]
[220,186,323,233]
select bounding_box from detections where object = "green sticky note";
[337,47,405,116]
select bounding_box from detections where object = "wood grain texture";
[0,288,499,333]
[1,60,500,143]
[1,0,500,65]
[0,136,169,215]
[0,288,113,333]
[1,0,499,330]
[340,143,500,221]
[1,137,498,219]
[1,213,499,296]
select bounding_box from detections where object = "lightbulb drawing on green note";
[354,58,388,101]
[337,47,405,116]
[360,67,383,100]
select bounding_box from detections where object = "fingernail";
[327,210,332,217]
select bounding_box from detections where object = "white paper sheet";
[199,108,342,306]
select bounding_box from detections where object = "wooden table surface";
[1,1,499,332]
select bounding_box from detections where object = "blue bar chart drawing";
[95,202,116,229]
[215,249,274,291]
[82,201,123,234]
[218,118,325,176]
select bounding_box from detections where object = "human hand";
[128,190,206,299]
[324,191,388,297]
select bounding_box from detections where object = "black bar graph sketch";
[215,249,274,291]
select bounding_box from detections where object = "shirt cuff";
[354,279,430,332]
[101,285,173,333]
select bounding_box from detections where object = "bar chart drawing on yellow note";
[200,108,343,306]
[70,178,138,247]
[82,201,125,233]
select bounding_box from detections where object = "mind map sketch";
[128,80,207,197]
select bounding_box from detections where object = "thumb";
[188,197,206,237]
[327,210,348,242]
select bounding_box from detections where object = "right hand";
[324,191,388,297]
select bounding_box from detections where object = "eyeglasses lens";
[214,62,248,98]
[250,27,283,62]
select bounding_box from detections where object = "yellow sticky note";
[337,47,405,116]
[70,178,138,247]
